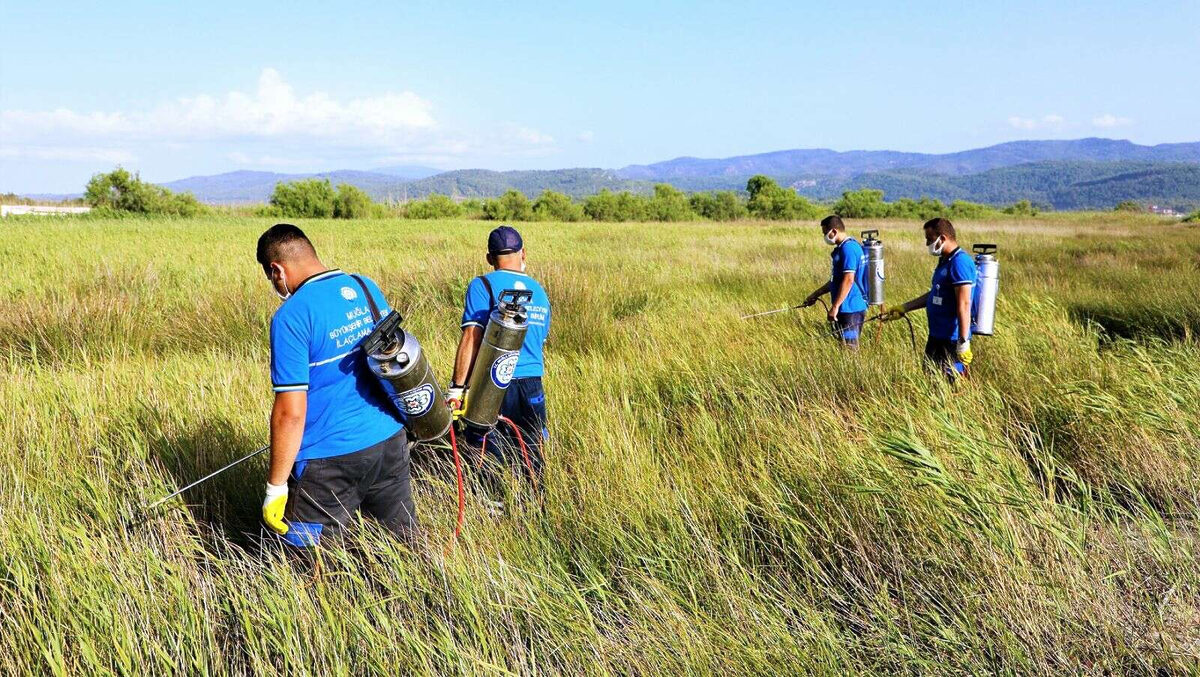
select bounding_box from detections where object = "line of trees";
[77,168,1078,222]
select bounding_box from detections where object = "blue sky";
[1,0,1197,193]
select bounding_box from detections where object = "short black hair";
[820,215,844,233]
[256,223,315,275]
[923,217,955,239]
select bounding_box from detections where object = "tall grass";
[1,214,1197,673]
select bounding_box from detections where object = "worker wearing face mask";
[801,215,869,346]
[880,217,977,378]
[255,223,418,547]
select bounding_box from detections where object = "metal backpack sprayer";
[971,244,1000,335]
[362,312,451,441]
[862,230,885,308]
[461,288,539,487]
[354,276,466,544]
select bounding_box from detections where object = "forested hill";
[818,162,1200,210]
[617,138,1200,180]
[139,138,1200,209]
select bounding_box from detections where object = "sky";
[1,0,1197,193]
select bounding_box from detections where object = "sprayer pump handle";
[498,289,534,306]
[972,243,998,255]
[861,229,880,240]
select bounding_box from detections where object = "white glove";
[446,384,465,405]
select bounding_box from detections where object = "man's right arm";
[804,281,832,305]
[268,391,307,484]
[452,277,492,387]
[452,325,484,385]
[901,292,929,313]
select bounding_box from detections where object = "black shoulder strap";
[351,274,382,322]
[477,275,496,310]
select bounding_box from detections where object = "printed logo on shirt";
[341,286,358,301]
[490,351,519,388]
[398,383,435,417]
[513,280,527,290]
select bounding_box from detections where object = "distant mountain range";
[32,138,1200,210]
[616,138,1200,180]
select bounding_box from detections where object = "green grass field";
[1,214,1198,674]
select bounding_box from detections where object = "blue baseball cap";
[487,225,523,255]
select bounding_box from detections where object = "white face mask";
[823,230,838,246]
[520,260,527,272]
[272,267,291,301]
[927,236,945,256]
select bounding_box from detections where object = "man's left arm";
[264,310,310,535]
[952,255,976,364]
[955,283,973,344]
[830,271,854,319]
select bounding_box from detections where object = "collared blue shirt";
[269,269,402,462]
[461,269,551,379]
[830,237,869,314]
[926,248,977,340]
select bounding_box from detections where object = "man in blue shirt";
[801,215,869,346]
[256,223,416,547]
[882,218,977,378]
[446,225,551,480]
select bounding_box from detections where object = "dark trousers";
[479,376,547,481]
[282,429,418,547]
[833,311,866,345]
[924,337,966,380]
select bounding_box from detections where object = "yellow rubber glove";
[262,482,289,535]
[879,307,907,322]
[956,339,974,367]
[446,386,467,422]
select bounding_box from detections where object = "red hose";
[447,424,466,546]
[474,416,539,491]
[498,415,538,492]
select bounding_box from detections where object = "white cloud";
[0,145,136,163]
[511,126,554,145]
[1092,113,1132,128]
[577,130,595,143]
[0,69,560,170]
[1007,116,1037,130]
[1007,114,1065,130]
[1,69,435,143]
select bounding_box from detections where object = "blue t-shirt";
[461,270,551,379]
[269,269,402,462]
[926,248,977,340]
[830,238,869,314]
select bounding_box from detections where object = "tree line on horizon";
[74,168,1198,223]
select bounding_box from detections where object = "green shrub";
[482,190,534,221]
[333,184,375,219]
[947,200,994,219]
[83,168,206,216]
[269,179,337,218]
[583,190,649,222]
[747,175,823,220]
[1183,210,1200,223]
[831,188,891,219]
[1113,200,1142,213]
[532,190,585,222]
[1003,200,1039,217]
[643,184,695,222]
[689,191,747,221]
[404,194,463,219]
